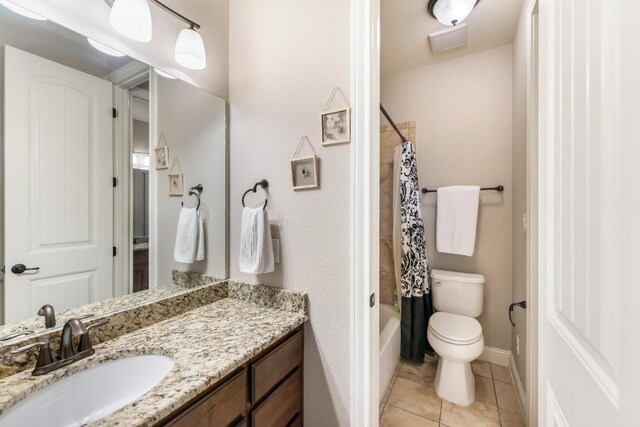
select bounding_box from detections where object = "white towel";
[436,185,480,256]
[392,144,403,303]
[174,207,205,263]
[239,207,274,274]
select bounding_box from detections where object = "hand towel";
[239,207,274,274]
[436,185,480,256]
[174,207,205,263]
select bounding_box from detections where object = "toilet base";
[434,357,475,406]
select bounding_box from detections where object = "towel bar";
[421,185,504,194]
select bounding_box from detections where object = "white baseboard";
[509,353,528,423]
[478,346,511,366]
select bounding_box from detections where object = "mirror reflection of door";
[131,89,150,293]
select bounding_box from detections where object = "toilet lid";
[428,312,483,345]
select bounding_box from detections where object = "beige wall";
[228,0,351,425]
[381,45,514,350]
[511,1,531,388]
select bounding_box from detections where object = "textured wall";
[381,45,514,350]
[228,1,352,425]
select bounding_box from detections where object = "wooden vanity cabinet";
[161,327,304,427]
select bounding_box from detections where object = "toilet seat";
[428,312,482,345]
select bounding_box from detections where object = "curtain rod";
[380,104,408,143]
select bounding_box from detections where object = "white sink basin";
[0,355,174,427]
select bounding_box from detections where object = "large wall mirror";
[0,3,227,326]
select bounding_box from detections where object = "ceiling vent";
[428,23,468,53]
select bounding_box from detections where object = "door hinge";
[113,246,117,257]
[112,108,118,118]
[113,177,118,188]
[370,293,376,308]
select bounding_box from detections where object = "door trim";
[350,0,380,424]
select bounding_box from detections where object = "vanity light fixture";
[106,0,206,70]
[109,0,153,42]
[0,0,47,21]
[174,25,206,70]
[87,38,126,57]
[427,0,479,26]
[154,68,177,79]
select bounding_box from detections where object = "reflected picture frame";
[320,107,351,146]
[155,146,169,170]
[290,155,319,190]
[168,173,183,196]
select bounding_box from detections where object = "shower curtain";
[394,140,434,362]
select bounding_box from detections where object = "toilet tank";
[430,269,485,318]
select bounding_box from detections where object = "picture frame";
[168,173,183,196]
[320,107,351,145]
[290,155,319,190]
[155,146,169,170]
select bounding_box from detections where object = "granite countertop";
[133,243,149,251]
[0,296,308,426]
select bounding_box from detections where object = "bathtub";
[379,303,401,403]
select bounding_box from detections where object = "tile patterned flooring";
[380,359,525,427]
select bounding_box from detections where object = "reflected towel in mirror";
[174,207,204,263]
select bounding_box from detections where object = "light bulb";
[110,0,152,42]
[174,28,206,70]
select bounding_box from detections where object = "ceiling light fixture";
[427,0,479,26]
[87,38,126,57]
[0,0,47,21]
[109,0,152,42]
[105,0,206,70]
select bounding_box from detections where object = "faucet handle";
[11,341,54,372]
[77,320,109,353]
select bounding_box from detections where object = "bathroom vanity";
[0,279,308,426]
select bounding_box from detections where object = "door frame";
[107,62,149,296]
[350,0,380,424]
[525,1,539,425]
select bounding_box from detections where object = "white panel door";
[3,46,113,323]
[538,0,640,425]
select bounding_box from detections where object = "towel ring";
[242,179,269,210]
[182,184,203,210]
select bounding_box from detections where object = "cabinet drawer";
[252,331,302,403]
[251,369,301,427]
[287,414,302,427]
[168,369,246,427]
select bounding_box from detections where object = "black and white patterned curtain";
[398,141,434,362]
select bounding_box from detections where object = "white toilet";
[427,269,485,406]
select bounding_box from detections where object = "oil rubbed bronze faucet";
[11,318,108,376]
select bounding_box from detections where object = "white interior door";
[3,46,113,323]
[538,0,640,425]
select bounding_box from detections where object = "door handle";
[11,264,40,274]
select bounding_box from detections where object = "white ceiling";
[381,0,524,77]
[0,6,136,77]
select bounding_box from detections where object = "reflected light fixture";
[87,38,126,57]
[154,68,177,79]
[174,25,206,70]
[427,0,479,26]
[109,0,152,42]
[0,0,47,20]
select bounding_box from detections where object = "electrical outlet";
[516,334,520,355]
